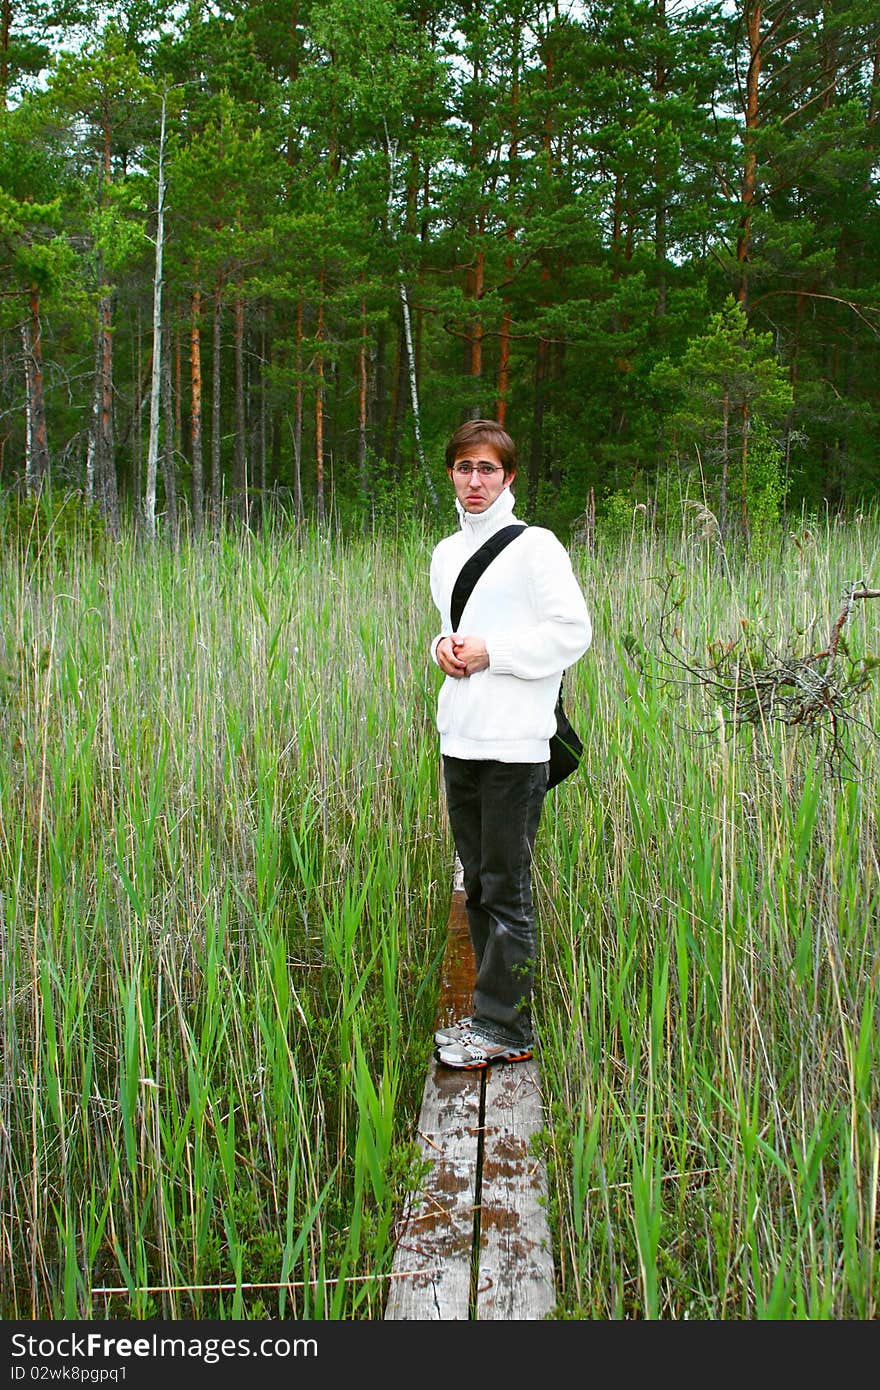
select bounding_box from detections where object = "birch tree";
[386,126,439,514]
[144,84,169,538]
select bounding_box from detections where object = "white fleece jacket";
[429,487,592,763]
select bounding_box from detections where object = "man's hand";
[437,634,490,678]
[451,635,489,676]
[436,635,467,677]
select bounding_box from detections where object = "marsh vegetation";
[1,506,878,1319]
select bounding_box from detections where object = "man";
[429,419,592,1070]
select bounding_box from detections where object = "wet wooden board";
[385,883,556,1320]
[383,1061,481,1320]
[432,885,473,1033]
[475,1060,555,1320]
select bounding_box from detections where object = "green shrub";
[744,420,785,558]
[0,488,106,570]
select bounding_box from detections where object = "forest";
[1,0,879,541]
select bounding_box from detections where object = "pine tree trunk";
[531,24,558,505]
[259,320,268,516]
[387,325,405,470]
[464,43,482,409]
[469,241,484,410]
[530,333,548,511]
[174,329,182,457]
[496,308,511,426]
[211,277,222,531]
[22,287,50,491]
[496,15,520,426]
[271,400,281,498]
[315,281,325,524]
[358,295,369,498]
[161,322,178,540]
[86,101,119,530]
[247,316,263,530]
[233,289,248,525]
[293,293,303,521]
[190,287,204,535]
[374,319,387,461]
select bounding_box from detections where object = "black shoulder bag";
[449,525,584,789]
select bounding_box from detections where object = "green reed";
[538,511,880,1318]
[2,506,879,1320]
[0,520,446,1319]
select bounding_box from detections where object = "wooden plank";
[383,1062,482,1320]
[386,853,556,1321]
[386,881,479,1320]
[432,888,472,1034]
[475,1059,556,1321]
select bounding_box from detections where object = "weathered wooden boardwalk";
[384,882,556,1320]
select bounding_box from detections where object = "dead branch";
[653,575,880,776]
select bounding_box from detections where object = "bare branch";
[651,572,880,777]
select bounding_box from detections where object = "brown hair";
[445,419,517,477]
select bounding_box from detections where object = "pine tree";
[651,295,793,538]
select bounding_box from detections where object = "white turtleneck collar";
[455,484,520,549]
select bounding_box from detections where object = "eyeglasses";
[452,462,504,477]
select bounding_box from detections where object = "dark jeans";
[442,756,549,1046]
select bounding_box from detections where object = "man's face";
[448,441,513,513]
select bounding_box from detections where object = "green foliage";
[0,1,879,539]
[652,296,793,444]
[594,488,654,550]
[651,296,794,537]
[0,98,87,329]
[0,489,106,569]
[745,420,786,558]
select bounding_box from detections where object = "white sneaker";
[433,1015,473,1046]
[435,1027,533,1071]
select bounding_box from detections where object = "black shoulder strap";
[450,524,526,631]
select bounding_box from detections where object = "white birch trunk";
[384,124,439,514]
[144,89,168,539]
[398,276,437,511]
[85,408,96,506]
[85,327,101,507]
[21,319,33,490]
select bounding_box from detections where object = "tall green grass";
[0,520,447,1318]
[2,506,878,1319]
[538,511,880,1318]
